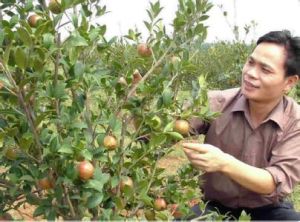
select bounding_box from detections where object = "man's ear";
[284,75,299,92]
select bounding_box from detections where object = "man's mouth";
[244,79,259,89]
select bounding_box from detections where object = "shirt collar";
[231,94,285,130]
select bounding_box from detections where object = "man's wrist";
[220,153,236,174]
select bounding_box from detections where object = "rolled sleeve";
[264,126,300,199]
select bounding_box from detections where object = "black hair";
[257,30,300,77]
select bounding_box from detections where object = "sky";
[97,0,300,43]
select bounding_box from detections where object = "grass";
[291,184,300,211]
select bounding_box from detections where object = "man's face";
[241,42,295,103]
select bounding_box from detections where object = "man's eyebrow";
[249,55,274,71]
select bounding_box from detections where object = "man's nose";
[246,66,258,79]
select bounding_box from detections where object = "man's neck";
[248,96,283,128]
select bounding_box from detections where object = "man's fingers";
[182,142,208,153]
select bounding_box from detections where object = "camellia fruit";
[137,43,152,57]
[103,135,118,150]
[27,14,42,28]
[154,198,167,211]
[120,176,134,192]
[38,177,54,190]
[5,148,18,160]
[174,119,190,136]
[77,161,94,180]
[48,0,62,14]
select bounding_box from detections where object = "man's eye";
[262,67,271,73]
[248,59,254,65]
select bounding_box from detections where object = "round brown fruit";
[103,135,118,150]
[137,43,152,57]
[154,198,167,211]
[77,161,94,180]
[174,119,190,136]
[27,14,42,27]
[120,176,133,192]
[5,148,18,160]
[144,209,155,220]
[48,0,62,14]
[38,177,54,190]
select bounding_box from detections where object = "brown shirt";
[190,88,300,208]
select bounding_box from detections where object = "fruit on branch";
[27,14,42,27]
[174,119,190,136]
[120,176,134,192]
[48,0,62,14]
[77,161,94,180]
[38,177,54,190]
[103,135,118,150]
[137,43,152,57]
[154,198,167,211]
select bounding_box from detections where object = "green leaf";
[74,61,85,76]
[19,136,33,151]
[84,179,107,192]
[165,131,184,140]
[81,149,93,161]
[156,211,169,220]
[163,121,174,132]
[19,175,34,182]
[87,192,103,209]
[14,47,27,69]
[58,143,73,154]
[26,193,41,205]
[162,89,173,106]
[17,27,32,47]
[53,82,66,99]
[138,192,153,206]
[110,175,119,188]
[3,42,12,65]
[43,33,54,48]
[150,133,167,147]
[68,33,88,47]
[33,206,46,217]
[0,29,4,46]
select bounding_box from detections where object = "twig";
[63,185,76,219]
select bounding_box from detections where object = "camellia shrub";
[0,0,217,220]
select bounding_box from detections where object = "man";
[183,30,300,220]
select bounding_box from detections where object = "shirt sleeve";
[264,122,300,200]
